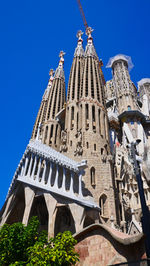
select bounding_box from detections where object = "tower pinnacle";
[48,69,54,87]
[86,26,94,39]
[55,51,65,80]
[74,30,84,57]
[59,51,65,66]
[77,30,84,41]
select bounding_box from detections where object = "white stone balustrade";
[18,151,83,200]
[8,139,99,209]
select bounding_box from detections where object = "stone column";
[27,154,33,176]
[20,158,25,176]
[79,171,83,197]
[69,203,85,232]
[62,167,66,191]
[31,155,38,180]
[70,172,74,195]
[0,193,14,226]
[22,186,35,225]
[41,160,47,185]
[23,155,29,176]
[47,162,53,187]
[53,165,59,189]
[44,193,57,238]
[36,158,42,181]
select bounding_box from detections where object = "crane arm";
[77,0,88,29]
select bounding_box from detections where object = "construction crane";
[76,0,106,85]
[77,0,88,30]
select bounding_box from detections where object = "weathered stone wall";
[74,224,146,266]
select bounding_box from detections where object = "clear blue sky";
[0,0,150,208]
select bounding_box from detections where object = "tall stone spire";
[31,69,54,140]
[64,30,85,154]
[32,52,66,150]
[80,27,105,105]
[64,28,117,224]
[106,54,138,114]
[67,30,84,102]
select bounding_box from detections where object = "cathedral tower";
[64,28,117,224]
[32,52,66,151]
[107,55,138,114]
[64,30,85,155]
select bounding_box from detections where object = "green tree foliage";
[0,217,79,265]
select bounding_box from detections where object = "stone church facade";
[0,27,150,264]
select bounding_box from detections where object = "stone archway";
[54,206,76,236]
[29,195,48,231]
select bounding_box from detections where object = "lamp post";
[129,141,150,263]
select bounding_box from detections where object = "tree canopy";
[0,217,79,265]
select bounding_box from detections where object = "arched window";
[128,105,131,111]
[99,194,108,217]
[90,167,96,186]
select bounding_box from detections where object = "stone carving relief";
[101,144,109,163]
[60,130,67,152]
[74,129,83,156]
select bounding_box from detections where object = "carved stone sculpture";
[60,130,67,152]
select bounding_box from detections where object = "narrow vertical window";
[49,124,54,145]
[77,60,80,100]
[98,109,101,135]
[90,167,96,186]
[92,106,96,132]
[85,59,89,97]
[44,126,48,144]
[77,112,79,131]
[85,104,89,130]
[91,58,94,98]
[71,106,74,129]
[99,194,108,216]
[54,124,58,145]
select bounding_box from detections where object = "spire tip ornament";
[76,30,84,41]
[86,26,94,39]
[49,69,54,78]
[59,51,65,66]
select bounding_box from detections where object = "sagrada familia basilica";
[1,26,150,264]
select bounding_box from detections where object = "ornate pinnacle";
[48,68,54,86]
[49,69,54,78]
[76,30,84,41]
[86,26,94,39]
[59,51,65,66]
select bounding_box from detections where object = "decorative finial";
[76,30,84,41]
[86,26,94,39]
[47,68,54,87]
[49,69,54,78]
[59,51,65,66]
